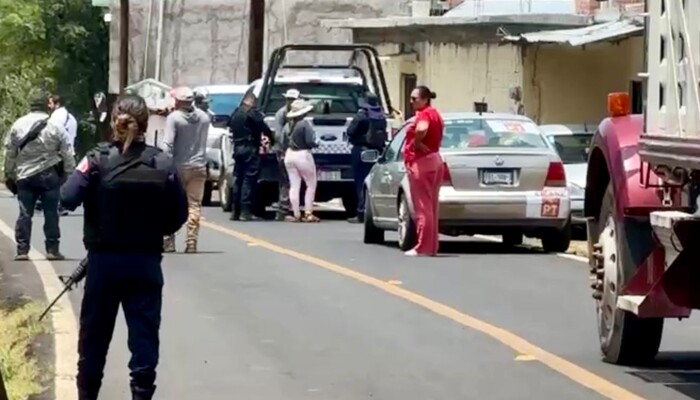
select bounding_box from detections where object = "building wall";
[107,0,411,93]
[521,36,644,124]
[372,41,523,116]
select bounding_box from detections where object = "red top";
[403,106,444,163]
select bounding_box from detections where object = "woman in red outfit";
[402,86,444,257]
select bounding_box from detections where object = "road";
[2,191,700,399]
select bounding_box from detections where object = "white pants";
[284,149,317,216]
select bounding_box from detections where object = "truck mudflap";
[615,210,700,318]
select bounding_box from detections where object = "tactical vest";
[83,142,172,252]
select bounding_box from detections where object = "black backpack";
[364,112,388,150]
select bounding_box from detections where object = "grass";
[0,301,50,400]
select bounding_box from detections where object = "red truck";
[585,0,700,365]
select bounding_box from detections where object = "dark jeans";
[351,145,373,218]
[77,252,163,396]
[15,168,61,254]
[276,150,291,214]
[232,145,260,216]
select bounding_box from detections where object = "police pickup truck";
[220,44,398,215]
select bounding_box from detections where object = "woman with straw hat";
[283,99,321,222]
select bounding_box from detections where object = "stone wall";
[108,0,411,93]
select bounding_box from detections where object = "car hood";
[564,163,587,188]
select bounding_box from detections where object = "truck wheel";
[397,194,417,251]
[593,183,663,365]
[541,220,572,253]
[502,232,523,246]
[202,181,213,206]
[363,190,384,244]
[342,193,358,217]
[220,175,232,212]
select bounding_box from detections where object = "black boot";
[131,385,156,400]
[78,389,98,400]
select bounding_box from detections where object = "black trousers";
[15,168,61,254]
[232,145,260,216]
[77,252,163,396]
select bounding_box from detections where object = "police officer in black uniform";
[227,92,273,221]
[60,94,188,400]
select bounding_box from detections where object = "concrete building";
[106,0,414,93]
[323,10,645,125]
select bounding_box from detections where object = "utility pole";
[247,0,265,83]
[119,0,129,94]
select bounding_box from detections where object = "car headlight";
[568,182,585,198]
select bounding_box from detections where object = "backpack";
[364,112,388,150]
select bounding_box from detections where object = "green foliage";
[0,0,109,155]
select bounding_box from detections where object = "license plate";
[482,171,514,185]
[541,198,560,217]
[318,170,341,181]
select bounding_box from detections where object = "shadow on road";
[381,240,543,256]
[628,352,700,399]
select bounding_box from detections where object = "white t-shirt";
[49,106,78,150]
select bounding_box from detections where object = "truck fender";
[584,114,661,221]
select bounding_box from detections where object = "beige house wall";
[376,42,523,117]
[521,36,644,124]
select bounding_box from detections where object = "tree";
[0,0,109,156]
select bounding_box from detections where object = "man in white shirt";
[48,94,78,154]
[48,94,78,216]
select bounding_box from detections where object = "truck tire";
[397,194,417,251]
[593,183,663,365]
[363,190,384,244]
[342,193,358,217]
[541,219,572,253]
[220,175,232,212]
[202,181,213,206]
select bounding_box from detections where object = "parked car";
[193,84,248,205]
[539,124,596,230]
[362,113,572,253]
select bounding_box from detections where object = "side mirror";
[361,149,380,163]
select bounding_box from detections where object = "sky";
[444,0,576,16]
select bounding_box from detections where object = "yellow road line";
[201,220,646,400]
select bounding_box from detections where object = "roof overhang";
[502,18,644,46]
[322,13,589,30]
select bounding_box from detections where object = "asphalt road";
[2,191,700,399]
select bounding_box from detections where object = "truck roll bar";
[258,43,395,115]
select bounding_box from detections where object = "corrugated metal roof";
[503,18,644,46]
[445,0,575,17]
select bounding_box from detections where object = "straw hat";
[287,99,314,118]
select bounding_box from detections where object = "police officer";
[227,92,273,221]
[60,94,188,400]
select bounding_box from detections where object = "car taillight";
[545,161,566,187]
[442,162,452,186]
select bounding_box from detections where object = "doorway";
[402,73,417,119]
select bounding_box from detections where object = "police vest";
[83,143,172,252]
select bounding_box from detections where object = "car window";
[547,133,593,164]
[441,118,548,149]
[264,83,368,114]
[384,123,408,162]
[209,93,244,117]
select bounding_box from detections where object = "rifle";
[38,258,88,321]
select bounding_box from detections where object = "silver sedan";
[361,112,572,253]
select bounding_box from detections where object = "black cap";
[359,92,380,108]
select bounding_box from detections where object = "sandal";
[302,213,320,223]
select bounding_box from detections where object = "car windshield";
[441,118,548,149]
[264,83,368,114]
[547,133,593,164]
[208,93,244,117]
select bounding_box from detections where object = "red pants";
[406,152,444,255]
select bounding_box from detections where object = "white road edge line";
[318,202,589,264]
[0,203,78,400]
